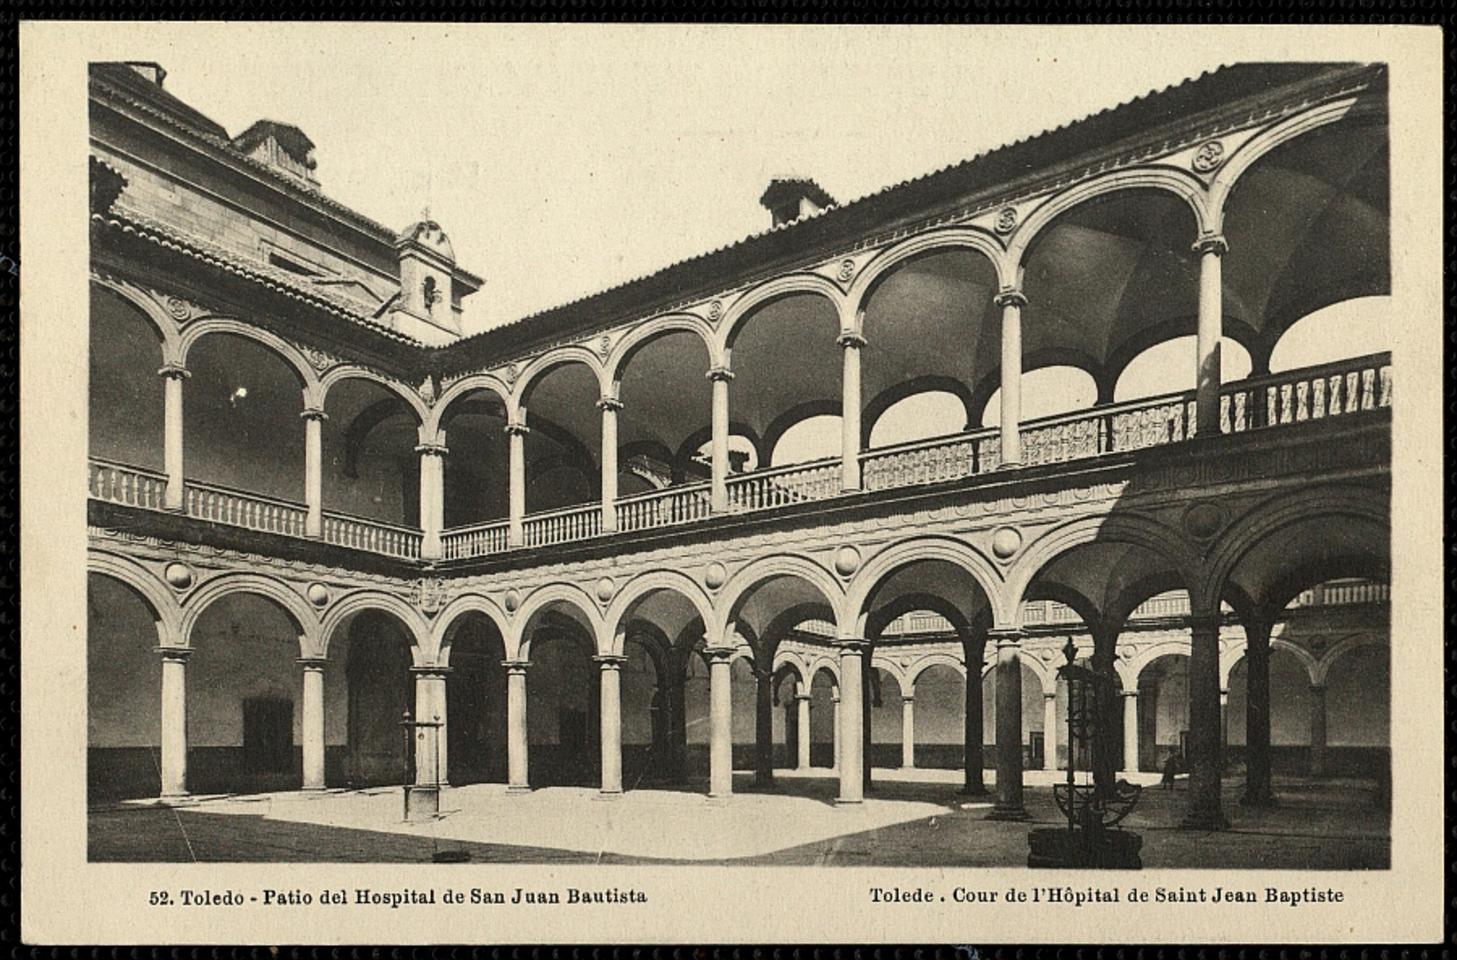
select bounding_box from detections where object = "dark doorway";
[345,612,413,787]
[445,614,509,785]
[242,698,293,775]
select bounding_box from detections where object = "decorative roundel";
[836,258,855,283]
[993,207,1018,235]
[990,526,1023,561]
[164,296,191,321]
[707,300,724,322]
[833,545,862,578]
[1181,501,1225,540]
[163,562,193,591]
[704,562,728,591]
[1191,140,1226,173]
[595,577,616,604]
[306,583,330,607]
[504,589,522,613]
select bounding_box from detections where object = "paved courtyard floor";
[89,769,1389,868]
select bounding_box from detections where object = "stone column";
[416,439,447,561]
[796,693,812,771]
[994,291,1026,466]
[1219,687,1230,769]
[987,629,1028,819]
[1042,688,1059,772]
[901,694,916,769]
[159,363,189,511]
[595,655,626,795]
[156,646,191,799]
[504,660,531,792]
[836,641,868,804]
[412,668,449,786]
[831,689,842,771]
[506,420,529,547]
[1241,619,1275,804]
[1182,613,1229,829]
[299,658,326,790]
[598,397,622,533]
[753,663,774,786]
[962,645,987,795]
[302,409,327,538]
[1193,234,1228,436]
[838,333,865,491]
[1121,690,1140,774]
[1308,684,1328,778]
[708,368,732,512]
[707,648,735,798]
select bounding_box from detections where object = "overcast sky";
[133,25,1247,335]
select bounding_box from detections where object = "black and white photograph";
[19,21,1446,945]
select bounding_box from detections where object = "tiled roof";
[439,61,1384,369]
[91,209,428,348]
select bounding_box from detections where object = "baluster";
[1360,368,1376,410]
[1294,381,1309,421]
[1312,377,1326,419]
[1343,372,1358,413]
[1379,366,1392,407]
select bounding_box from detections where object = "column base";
[986,803,1029,821]
[506,784,532,795]
[157,791,191,805]
[594,789,623,801]
[705,794,732,806]
[301,784,327,793]
[834,797,864,806]
[960,784,990,797]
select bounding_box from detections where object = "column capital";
[504,421,531,437]
[993,289,1027,309]
[501,659,533,674]
[985,627,1024,648]
[593,654,629,669]
[794,692,813,702]
[300,407,329,423]
[706,366,735,383]
[902,694,916,704]
[1042,689,1057,701]
[1120,689,1139,700]
[414,441,449,458]
[596,396,624,413]
[1188,612,1223,632]
[1192,233,1229,256]
[836,638,872,653]
[1309,683,1328,695]
[836,331,867,349]
[157,362,190,380]
[154,645,193,662]
[410,665,453,678]
[830,689,842,703]
[703,646,738,663]
[296,657,328,670]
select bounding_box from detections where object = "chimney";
[231,120,320,191]
[124,61,167,87]
[759,177,836,228]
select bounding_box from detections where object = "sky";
[136,25,1252,335]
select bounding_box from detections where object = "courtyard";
[89,770,1388,868]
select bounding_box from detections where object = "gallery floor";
[89,770,1389,868]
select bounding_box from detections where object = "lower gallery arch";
[87,572,166,801]
[1134,652,1190,775]
[520,602,601,789]
[981,660,1050,772]
[442,611,509,785]
[808,665,838,769]
[907,661,965,770]
[333,609,417,787]
[185,589,311,795]
[1225,642,1319,778]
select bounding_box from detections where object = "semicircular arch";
[319,589,430,664]
[847,227,1011,324]
[180,572,317,655]
[87,551,182,641]
[719,273,845,353]
[848,536,1006,629]
[178,317,320,394]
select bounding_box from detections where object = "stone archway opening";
[443,612,509,785]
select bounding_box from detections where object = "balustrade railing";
[725,460,841,512]
[1221,353,1391,434]
[92,355,1392,563]
[860,430,996,491]
[89,459,168,511]
[522,502,603,549]
[321,512,422,559]
[187,480,309,538]
[616,482,713,534]
[440,519,511,560]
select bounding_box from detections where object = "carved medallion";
[417,377,437,408]
[707,300,723,323]
[994,207,1018,235]
[595,577,616,604]
[163,562,193,591]
[164,296,193,321]
[415,577,448,615]
[306,583,331,607]
[990,526,1022,561]
[833,545,861,578]
[704,562,728,591]
[504,589,523,613]
[836,258,855,283]
[1191,140,1226,173]
[598,334,612,359]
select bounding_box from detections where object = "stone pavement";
[89,771,1388,868]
